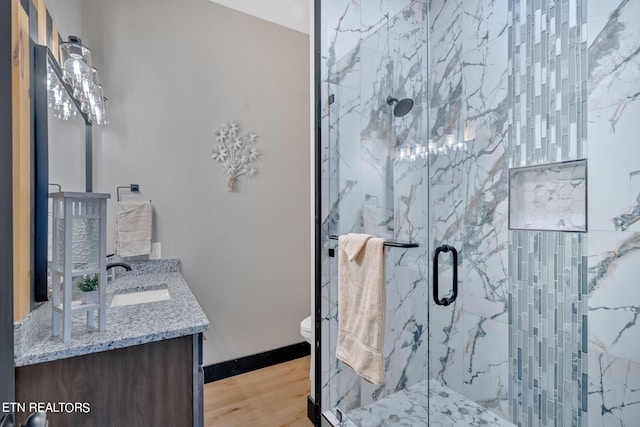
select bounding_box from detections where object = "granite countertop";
[14,259,209,367]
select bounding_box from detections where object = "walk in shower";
[316,0,640,426]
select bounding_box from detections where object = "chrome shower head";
[387,96,414,117]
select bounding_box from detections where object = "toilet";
[300,316,312,344]
[300,316,313,380]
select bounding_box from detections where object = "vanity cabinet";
[15,333,204,426]
[13,262,208,426]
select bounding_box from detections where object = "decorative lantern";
[50,192,110,342]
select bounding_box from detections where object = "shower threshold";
[326,381,515,426]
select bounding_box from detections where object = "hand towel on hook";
[115,201,152,258]
[336,233,386,385]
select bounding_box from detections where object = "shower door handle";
[433,245,458,306]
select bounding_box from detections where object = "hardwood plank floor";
[204,356,313,427]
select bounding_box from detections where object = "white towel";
[336,233,386,384]
[115,201,152,257]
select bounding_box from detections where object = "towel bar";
[328,234,419,248]
[117,184,140,202]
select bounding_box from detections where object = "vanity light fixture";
[52,35,109,125]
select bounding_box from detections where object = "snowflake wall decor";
[211,121,259,192]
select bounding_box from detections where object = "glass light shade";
[52,36,109,126]
[46,64,56,91]
[48,81,65,109]
[47,64,63,108]
[59,38,93,83]
[53,99,78,121]
[96,96,109,125]
[88,85,109,125]
[82,68,100,99]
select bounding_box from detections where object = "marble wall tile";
[429,297,465,389]
[324,0,363,68]
[588,100,640,233]
[329,83,361,176]
[361,250,429,405]
[393,160,428,242]
[359,47,394,142]
[588,348,640,427]
[462,314,510,419]
[329,47,361,90]
[586,2,640,423]
[460,22,510,323]
[462,0,509,48]
[588,75,640,234]
[587,0,640,112]
[429,0,463,107]
[588,231,640,363]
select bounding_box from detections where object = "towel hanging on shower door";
[336,233,386,385]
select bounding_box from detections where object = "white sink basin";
[110,288,171,307]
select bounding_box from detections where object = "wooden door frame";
[1,0,16,411]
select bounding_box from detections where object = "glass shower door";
[426,127,513,425]
[321,1,430,424]
[425,0,515,423]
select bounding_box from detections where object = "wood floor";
[204,356,313,427]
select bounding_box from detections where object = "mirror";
[47,64,86,192]
[34,44,91,302]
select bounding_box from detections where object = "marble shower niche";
[509,160,587,232]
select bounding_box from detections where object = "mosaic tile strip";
[507,0,588,168]
[507,1,588,425]
[508,230,587,427]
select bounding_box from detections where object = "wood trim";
[36,0,45,45]
[204,342,310,383]
[11,0,31,322]
[1,0,16,407]
[50,21,59,61]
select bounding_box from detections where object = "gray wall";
[0,0,15,409]
[78,0,310,365]
[42,0,83,37]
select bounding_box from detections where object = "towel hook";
[116,184,140,202]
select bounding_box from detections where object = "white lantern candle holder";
[50,192,110,342]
